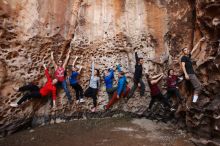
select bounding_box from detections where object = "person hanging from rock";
[84,57,100,112]
[69,56,85,104]
[51,49,73,103]
[146,73,174,111]
[166,69,183,109]
[181,37,205,104]
[103,66,117,101]
[127,46,145,98]
[105,64,130,110]
[10,64,58,108]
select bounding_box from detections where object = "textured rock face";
[0,0,219,144]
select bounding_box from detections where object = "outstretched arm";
[72,56,79,67]
[191,37,205,55]
[91,58,95,78]
[126,51,133,73]
[43,64,52,82]
[151,73,163,79]
[51,52,57,69]
[151,74,163,85]
[135,51,139,64]
[63,49,72,68]
[78,66,83,73]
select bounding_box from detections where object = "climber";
[181,37,204,103]
[166,69,183,108]
[146,73,174,111]
[103,66,117,100]
[84,57,100,112]
[69,56,85,104]
[105,64,130,110]
[10,64,57,108]
[51,49,72,103]
[127,46,145,98]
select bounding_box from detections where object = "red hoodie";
[40,69,56,100]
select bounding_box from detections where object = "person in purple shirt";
[166,69,183,108]
[146,73,174,111]
[69,56,85,104]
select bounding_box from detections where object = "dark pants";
[17,84,42,105]
[148,93,171,109]
[57,80,72,101]
[106,87,130,109]
[84,87,98,107]
[18,83,39,92]
[166,88,182,105]
[106,87,117,100]
[188,74,202,95]
[128,79,145,98]
[70,83,84,100]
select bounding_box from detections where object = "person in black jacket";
[128,47,145,98]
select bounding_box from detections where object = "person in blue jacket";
[105,64,130,109]
[103,67,117,100]
[69,56,85,104]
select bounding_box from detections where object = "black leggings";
[84,87,98,107]
[70,83,84,100]
[149,93,171,109]
[18,84,40,92]
[17,84,42,105]
[167,88,182,105]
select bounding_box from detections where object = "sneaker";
[214,125,219,131]
[76,100,79,104]
[91,107,97,113]
[80,98,85,103]
[213,114,220,119]
[10,103,18,108]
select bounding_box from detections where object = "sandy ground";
[0,118,195,146]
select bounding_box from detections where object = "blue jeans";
[58,80,72,101]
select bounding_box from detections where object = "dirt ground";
[0,118,195,146]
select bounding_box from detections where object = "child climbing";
[51,49,72,103]
[69,56,85,104]
[84,58,100,112]
[10,64,58,108]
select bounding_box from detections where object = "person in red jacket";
[10,64,58,108]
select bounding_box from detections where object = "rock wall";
[0,0,219,144]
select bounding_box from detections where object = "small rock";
[29,129,35,133]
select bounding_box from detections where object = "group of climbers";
[10,40,203,113]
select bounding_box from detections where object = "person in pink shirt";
[51,49,72,103]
